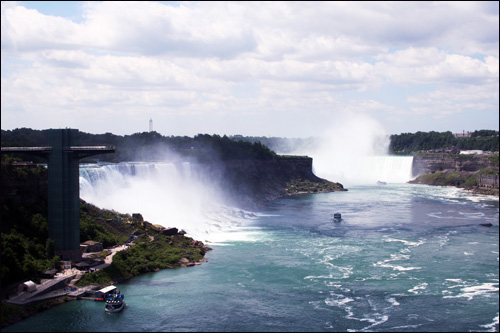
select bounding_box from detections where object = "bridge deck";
[1,146,53,153]
[1,146,115,157]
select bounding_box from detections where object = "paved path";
[7,245,131,305]
[92,244,129,270]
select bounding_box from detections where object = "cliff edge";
[410,153,499,195]
[200,156,346,207]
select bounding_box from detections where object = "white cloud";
[376,48,498,85]
[1,1,498,136]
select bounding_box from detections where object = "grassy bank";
[410,168,499,196]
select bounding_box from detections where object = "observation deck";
[1,129,115,261]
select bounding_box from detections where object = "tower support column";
[48,129,82,261]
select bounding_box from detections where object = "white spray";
[79,162,261,244]
[295,114,414,186]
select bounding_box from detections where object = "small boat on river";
[333,213,342,222]
[105,291,125,313]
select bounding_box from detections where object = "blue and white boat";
[105,291,125,313]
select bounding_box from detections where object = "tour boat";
[105,291,125,313]
[333,213,342,221]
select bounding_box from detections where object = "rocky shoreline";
[409,153,498,196]
[409,170,499,197]
[1,246,211,329]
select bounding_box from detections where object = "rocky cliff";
[199,156,346,208]
[410,153,499,194]
[412,153,497,177]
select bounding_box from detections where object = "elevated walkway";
[6,274,99,306]
[6,275,74,306]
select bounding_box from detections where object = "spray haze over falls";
[286,114,414,186]
[79,162,254,244]
[79,116,414,242]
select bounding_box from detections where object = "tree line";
[1,128,277,163]
[389,130,499,154]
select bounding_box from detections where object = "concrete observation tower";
[1,129,115,261]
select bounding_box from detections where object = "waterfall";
[281,114,415,186]
[312,154,414,186]
[79,162,257,243]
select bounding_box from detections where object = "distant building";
[460,150,484,155]
[149,118,153,132]
[18,281,36,293]
[477,174,499,189]
[80,240,103,253]
[454,130,471,138]
[427,146,460,154]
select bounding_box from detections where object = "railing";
[1,146,115,153]
[1,146,53,152]
[66,146,115,151]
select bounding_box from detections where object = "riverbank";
[1,229,212,330]
[409,169,499,197]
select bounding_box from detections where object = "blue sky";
[1,1,498,137]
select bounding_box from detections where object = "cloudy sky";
[1,1,498,137]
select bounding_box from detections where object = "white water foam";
[443,281,499,301]
[480,313,499,332]
[80,162,261,243]
[408,283,429,294]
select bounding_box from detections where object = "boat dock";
[6,272,99,306]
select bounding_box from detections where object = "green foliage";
[0,231,55,285]
[76,268,114,286]
[2,129,278,163]
[192,134,277,161]
[77,234,206,286]
[79,202,132,247]
[286,179,343,194]
[461,174,477,188]
[411,170,498,189]
[489,154,499,166]
[471,130,499,137]
[390,130,499,154]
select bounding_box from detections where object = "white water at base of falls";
[79,162,259,244]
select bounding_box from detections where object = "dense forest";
[1,155,55,286]
[388,130,499,154]
[0,128,277,163]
